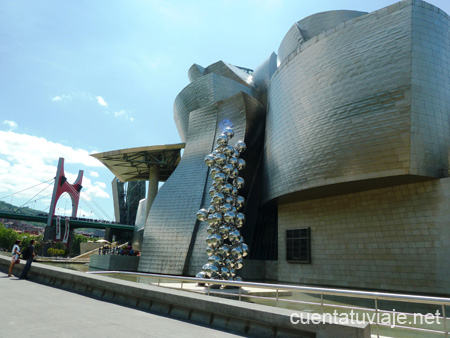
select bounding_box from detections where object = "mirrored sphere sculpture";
[196,127,249,281]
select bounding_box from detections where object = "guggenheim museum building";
[93,0,450,296]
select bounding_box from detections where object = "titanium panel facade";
[264,3,418,203]
[271,0,450,294]
[134,0,450,295]
[139,63,266,274]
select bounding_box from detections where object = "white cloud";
[89,171,99,178]
[51,94,71,102]
[114,110,134,122]
[84,182,109,199]
[96,96,108,107]
[2,120,18,130]
[0,130,102,168]
[0,131,110,210]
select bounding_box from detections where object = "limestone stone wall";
[277,178,450,295]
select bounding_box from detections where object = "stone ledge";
[0,256,369,338]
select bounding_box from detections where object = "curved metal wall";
[277,11,366,64]
[173,73,256,142]
[264,3,418,203]
[140,62,266,275]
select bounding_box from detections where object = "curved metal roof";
[91,143,185,182]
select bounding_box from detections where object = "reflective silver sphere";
[212,212,223,226]
[221,183,233,194]
[213,172,226,184]
[222,163,234,175]
[241,243,249,257]
[219,203,232,213]
[223,127,234,139]
[218,224,231,239]
[207,214,216,226]
[204,154,215,167]
[230,168,239,179]
[206,233,222,248]
[224,257,234,267]
[225,196,234,205]
[205,246,215,256]
[214,145,224,153]
[216,134,228,146]
[196,271,207,279]
[220,266,230,277]
[223,210,236,223]
[223,145,234,156]
[233,258,243,269]
[233,177,245,189]
[213,192,225,205]
[231,186,239,197]
[209,186,217,198]
[237,158,246,170]
[228,156,238,167]
[202,263,219,277]
[207,205,216,214]
[235,213,245,227]
[210,167,221,179]
[206,225,216,235]
[217,245,230,257]
[215,153,227,165]
[208,254,222,263]
[196,209,208,222]
[228,230,241,243]
[210,271,220,279]
[231,246,243,260]
[235,140,247,153]
[235,196,245,210]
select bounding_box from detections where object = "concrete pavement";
[0,271,245,338]
[0,256,370,338]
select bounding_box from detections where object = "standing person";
[8,240,21,277]
[20,239,35,280]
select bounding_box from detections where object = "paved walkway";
[0,271,246,338]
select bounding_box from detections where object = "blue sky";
[1,0,449,221]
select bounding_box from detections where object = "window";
[286,227,311,263]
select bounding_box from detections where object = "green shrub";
[46,247,66,257]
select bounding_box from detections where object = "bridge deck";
[0,211,134,230]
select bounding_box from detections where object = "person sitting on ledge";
[20,239,36,280]
[8,240,21,277]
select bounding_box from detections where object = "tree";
[71,233,89,256]
[18,234,43,255]
[0,223,18,251]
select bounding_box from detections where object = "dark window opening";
[286,227,310,263]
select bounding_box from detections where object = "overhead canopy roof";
[91,143,185,182]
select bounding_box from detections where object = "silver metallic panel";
[174,73,257,142]
[264,3,416,203]
[277,10,366,64]
[297,10,366,41]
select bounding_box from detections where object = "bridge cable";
[0,178,54,200]
[19,181,54,208]
[79,190,112,221]
[81,192,112,221]
[64,182,112,221]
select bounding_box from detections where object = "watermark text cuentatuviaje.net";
[290,309,442,328]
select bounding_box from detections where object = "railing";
[87,271,450,337]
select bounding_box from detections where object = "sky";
[1,0,449,221]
